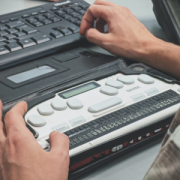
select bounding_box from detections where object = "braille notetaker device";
[22,54,180,179]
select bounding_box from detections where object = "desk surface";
[0,0,168,179]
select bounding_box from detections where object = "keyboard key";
[64,15,72,20]
[6,42,22,52]
[0,46,9,55]
[35,15,46,21]
[4,34,16,40]
[16,32,41,40]
[6,28,18,34]
[22,14,30,18]
[40,10,47,14]
[59,28,72,36]
[6,20,25,28]
[79,10,86,15]
[32,34,51,44]
[63,8,74,13]
[71,6,81,11]
[19,25,37,34]
[68,11,80,17]
[10,17,18,21]
[44,13,54,18]
[0,42,6,46]
[0,31,8,36]
[19,38,36,48]
[26,17,37,23]
[40,19,52,25]
[55,10,65,16]
[0,25,8,30]
[48,17,61,22]
[69,18,78,23]
[0,37,6,42]
[31,12,39,16]
[51,7,59,11]
[79,4,89,10]
[31,21,43,27]
[50,30,63,38]
[68,26,80,33]
[74,20,81,26]
[5,39,17,44]
[0,19,9,24]
[14,32,26,37]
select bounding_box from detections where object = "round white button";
[38,103,54,116]
[117,75,134,85]
[27,115,46,127]
[138,74,154,84]
[67,98,83,109]
[51,98,67,111]
[105,79,124,89]
[100,86,118,96]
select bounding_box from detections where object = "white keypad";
[38,103,54,116]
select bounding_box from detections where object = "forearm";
[137,38,180,79]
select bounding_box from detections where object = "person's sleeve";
[143,108,180,180]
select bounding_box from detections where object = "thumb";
[85,28,110,47]
[49,131,70,157]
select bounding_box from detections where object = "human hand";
[80,0,159,60]
[0,101,69,180]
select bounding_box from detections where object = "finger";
[96,18,107,33]
[4,101,28,135]
[94,0,117,7]
[49,131,69,157]
[0,100,5,140]
[85,28,110,47]
[80,5,113,35]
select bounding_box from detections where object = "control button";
[154,128,162,133]
[88,97,122,113]
[74,20,81,26]
[26,17,37,23]
[129,140,134,144]
[111,147,117,152]
[51,7,59,11]
[100,86,118,96]
[144,87,159,96]
[49,17,61,22]
[40,10,47,14]
[35,15,46,21]
[0,46,10,55]
[0,42,6,46]
[71,6,81,11]
[14,32,26,37]
[5,39,17,44]
[178,88,180,92]
[38,103,54,116]
[6,28,18,34]
[6,43,22,52]
[27,115,46,127]
[63,8,74,13]
[117,144,123,150]
[52,123,69,132]
[51,98,67,111]
[138,136,142,140]
[0,25,7,30]
[50,30,63,38]
[22,14,30,18]
[6,20,24,28]
[10,17,18,21]
[31,12,39,16]
[131,93,146,102]
[59,28,73,36]
[55,10,65,16]
[44,13,54,18]
[4,34,16,40]
[79,9,86,15]
[67,98,83,110]
[0,37,6,42]
[32,34,51,44]
[68,26,80,33]
[138,74,154,84]
[0,31,8,36]
[19,38,36,48]
[69,116,86,127]
[40,19,52,25]
[0,19,9,24]
[117,75,135,85]
[31,21,43,27]
[146,133,150,137]
[105,79,124,89]
[20,25,37,34]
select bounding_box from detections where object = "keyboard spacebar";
[88,97,122,113]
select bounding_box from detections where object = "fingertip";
[17,101,28,113]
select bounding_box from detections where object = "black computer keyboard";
[0,0,90,69]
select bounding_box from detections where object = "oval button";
[100,86,118,96]
[38,103,54,116]
[117,75,134,85]
[67,98,83,109]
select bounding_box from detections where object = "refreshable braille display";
[0,0,90,69]
[25,72,180,170]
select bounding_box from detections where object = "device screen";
[7,66,56,83]
[59,82,100,99]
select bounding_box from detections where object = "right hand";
[80,0,159,60]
